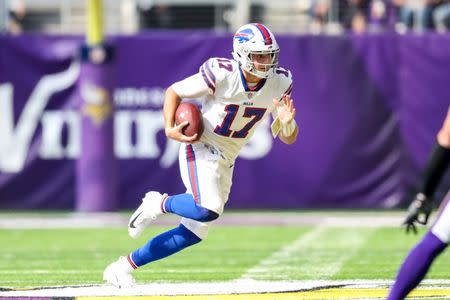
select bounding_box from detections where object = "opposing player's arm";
[404,105,450,234]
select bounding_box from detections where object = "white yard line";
[0,212,411,228]
[239,222,375,281]
[2,280,450,297]
[0,269,225,275]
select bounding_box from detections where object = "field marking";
[0,270,93,274]
[240,226,375,280]
[3,280,450,298]
[0,269,223,275]
[75,288,450,300]
[0,212,411,228]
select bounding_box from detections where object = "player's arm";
[164,73,209,143]
[163,87,197,143]
[271,69,298,145]
[273,94,298,145]
[404,106,450,233]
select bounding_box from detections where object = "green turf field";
[1,223,450,288]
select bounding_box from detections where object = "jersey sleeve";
[171,73,209,99]
[271,68,294,119]
[171,58,231,99]
[198,58,230,95]
[278,67,293,97]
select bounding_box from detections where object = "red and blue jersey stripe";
[284,83,293,96]
[185,145,201,205]
[200,60,216,93]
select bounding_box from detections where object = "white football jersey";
[172,57,293,161]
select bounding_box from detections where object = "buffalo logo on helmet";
[234,28,254,44]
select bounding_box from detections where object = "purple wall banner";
[0,32,449,210]
[76,45,118,211]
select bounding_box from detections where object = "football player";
[103,23,299,287]
[387,105,450,300]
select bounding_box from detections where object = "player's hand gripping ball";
[175,102,204,138]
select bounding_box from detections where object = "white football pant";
[178,142,234,239]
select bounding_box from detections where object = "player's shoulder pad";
[199,57,235,94]
[274,66,293,96]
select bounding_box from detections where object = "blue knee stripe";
[195,207,219,222]
[164,193,220,222]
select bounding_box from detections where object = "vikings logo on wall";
[81,82,112,126]
[234,28,254,44]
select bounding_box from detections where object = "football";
[175,102,204,138]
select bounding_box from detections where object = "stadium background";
[1,0,449,211]
[1,0,450,299]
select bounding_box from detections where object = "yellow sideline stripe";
[77,287,450,300]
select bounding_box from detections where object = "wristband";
[281,120,297,137]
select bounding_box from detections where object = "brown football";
[175,102,204,138]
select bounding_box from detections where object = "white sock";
[119,256,136,273]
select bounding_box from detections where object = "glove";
[403,193,433,234]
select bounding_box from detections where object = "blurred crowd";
[311,0,450,33]
[4,0,450,35]
[6,0,26,35]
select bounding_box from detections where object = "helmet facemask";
[247,49,280,79]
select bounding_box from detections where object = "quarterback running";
[103,23,299,287]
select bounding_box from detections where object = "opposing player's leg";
[388,107,450,299]
[387,191,450,300]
